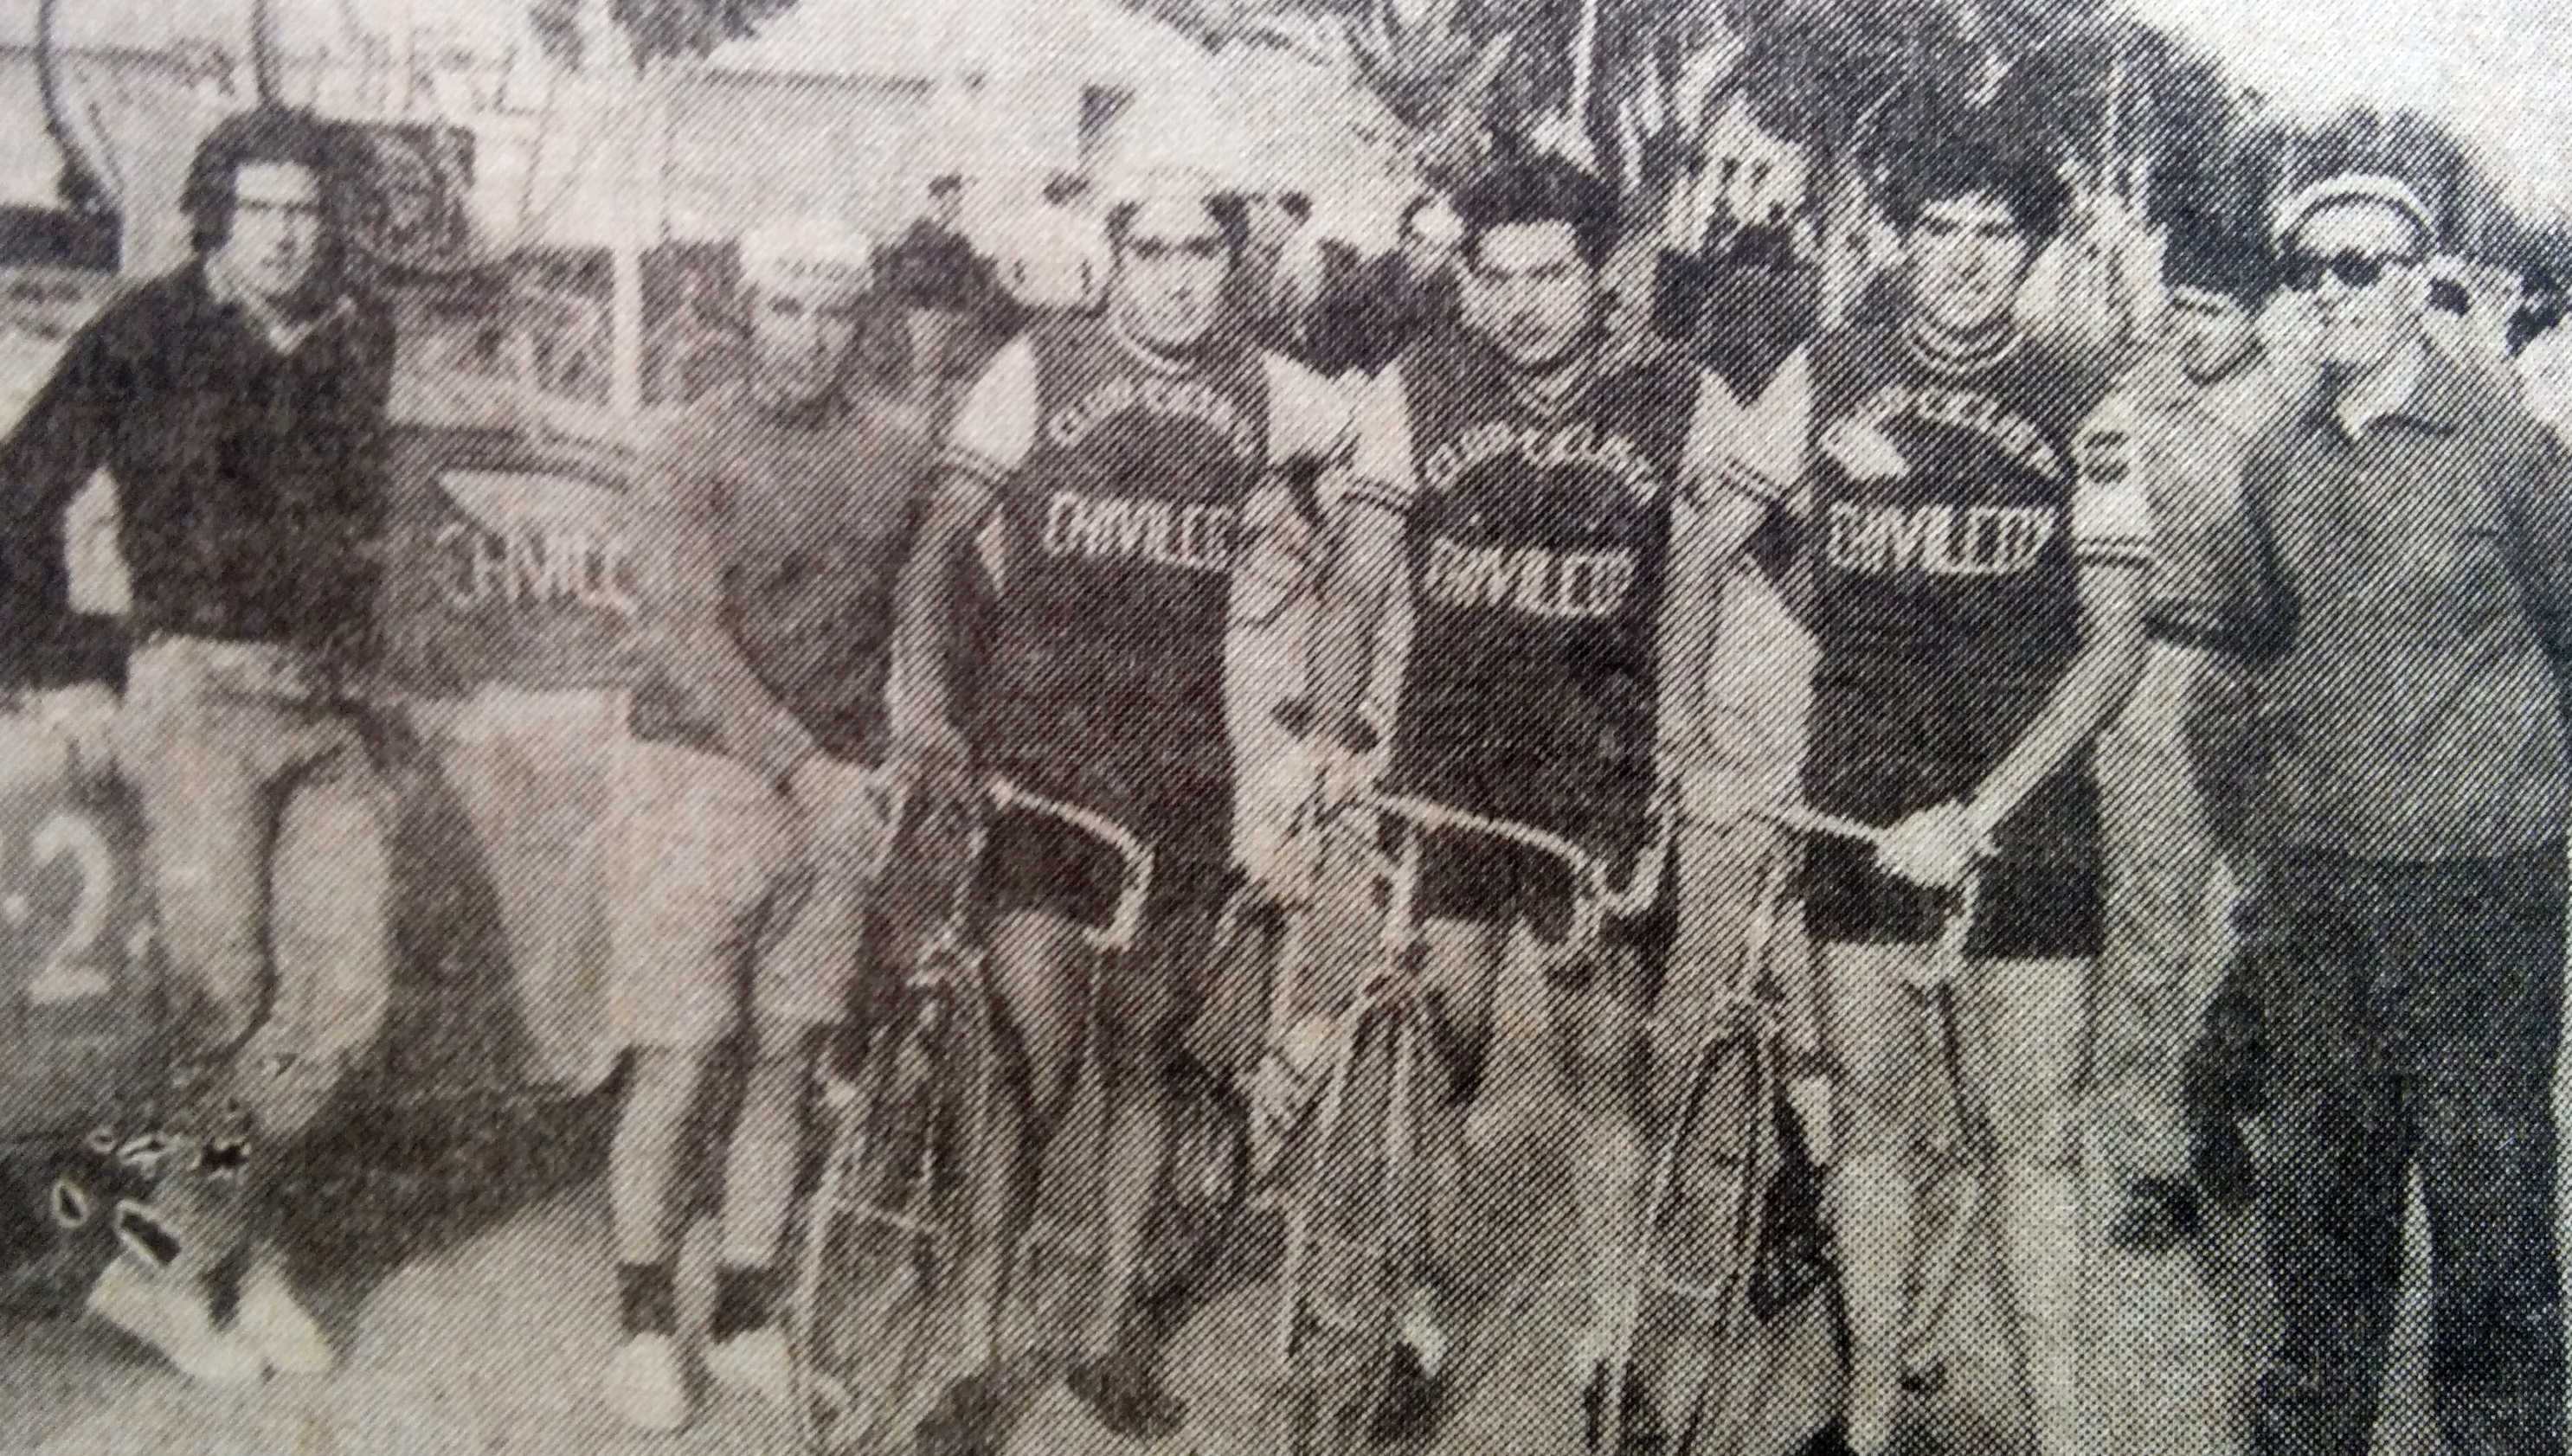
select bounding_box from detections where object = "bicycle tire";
[1270,1005,1431,1456]
[787,979,1005,1455]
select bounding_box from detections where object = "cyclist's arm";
[1661,349,1810,776]
[1304,363,1417,750]
[886,337,1035,743]
[1963,397,2154,845]
[630,420,820,786]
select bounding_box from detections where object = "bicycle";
[1753,804,2037,1449]
[1585,829,1808,1456]
[1257,788,1675,1455]
[785,776,1151,1456]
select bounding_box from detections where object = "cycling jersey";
[1356,331,1730,841]
[941,315,1352,861]
[1720,321,2147,954]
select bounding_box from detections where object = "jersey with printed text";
[1802,324,2126,687]
[955,317,1273,822]
[1386,332,1695,831]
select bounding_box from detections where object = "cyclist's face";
[1112,199,1233,353]
[216,162,325,305]
[1463,221,1599,373]
[1904,193,2038,338]
[748,274,862,406]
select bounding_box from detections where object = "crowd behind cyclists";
[10,98,2572,1456]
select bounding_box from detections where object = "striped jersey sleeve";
[1674,366,1750,509]
[1712,344,1813,518]
[1260,350,1360,466]
[2068,388,2156,568]
[937,335,1039,486]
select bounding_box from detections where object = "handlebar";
[1354,789,1677,955]
[985,776,1154,955]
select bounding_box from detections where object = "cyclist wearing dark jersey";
[1667,125,2150,1456]
[884,173,1354,1439]
[1302,154,1738,1442]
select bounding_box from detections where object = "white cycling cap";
[2273,173,2437,253]
[740,217,875,295]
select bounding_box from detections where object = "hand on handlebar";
[789,755,902,882]
[1872,800,1990,891]
[888,714,977,815]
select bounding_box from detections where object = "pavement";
[0,1082,2449,1456]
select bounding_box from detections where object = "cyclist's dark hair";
[1103,192,1248,269]
[1454,153,1620,270]
[181,106,345,260]
[1881,119,2069,244]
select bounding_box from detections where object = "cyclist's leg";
[1804,827,1945,1456]
[602,741,793,1429]
[1070,865,1239,1434]
[1816,938,1938,1455]
[961,908,1090,1356]
[1960,955,2089,1456]
[1963,792,2105,1456]
[706,854,870,1395]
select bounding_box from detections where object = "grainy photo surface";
[3,3,2569,1455]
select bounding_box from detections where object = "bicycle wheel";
[788,978,1004,1455]
[1270,1003,1431,1456]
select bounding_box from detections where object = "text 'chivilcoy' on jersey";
[1355,330,1731,832]
[1720,321,2148,690]
[939,315,1353,843]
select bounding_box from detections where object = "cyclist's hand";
[790,755,902,882]
[1873,800,1984,889]
[889,715,976,811]
[35,683,119,787]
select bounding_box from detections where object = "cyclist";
[1669,117,2151,1456]
[884,170,1357,1441]
[1299,151,1742,1443]
[601,219,916,1432]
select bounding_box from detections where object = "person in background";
[1303,189,1462,379]
[880,174,1009,388]
[600,219,906,1432]
[1004,171,1107,315]
[0,105,395,1385]
[1235,186,1323,358]
[2149,172,2570,1456]
[2089,212,2285,1251]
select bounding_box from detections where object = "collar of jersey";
[1499,349,1598,422]
[1900,316,2022,377]
[1109,314,1213,377]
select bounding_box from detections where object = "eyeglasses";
[2281,249,2421,292]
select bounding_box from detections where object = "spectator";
[2090,210,2285,1251]
[2147,172,2570,1456]
[1003,171,1107,314]
[0,104,395,1386]
[1303,189,1462,378]
[878,173,998,317]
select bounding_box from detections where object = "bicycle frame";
[1264,789,1677,1384]
[789,775,1154,1455]
[1750,804,2038,1446]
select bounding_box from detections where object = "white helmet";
[739,217,875,298]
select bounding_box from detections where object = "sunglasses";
[2281,249,2421,292]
